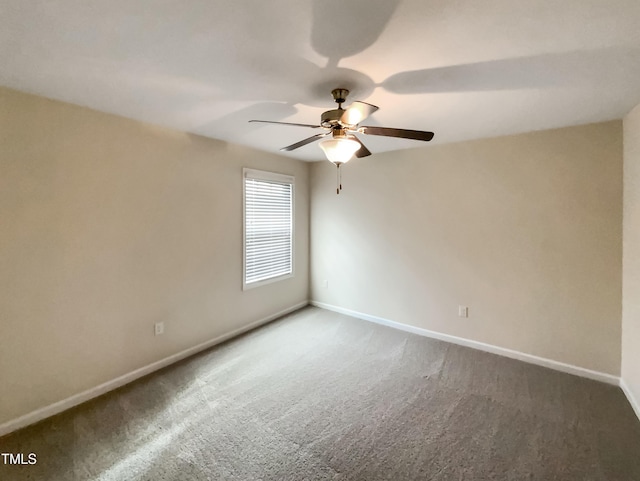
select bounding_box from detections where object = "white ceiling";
[2,0,640,161]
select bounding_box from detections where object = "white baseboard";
[310,300,620,386]
[0,301,309,438]
[620,378,640,422]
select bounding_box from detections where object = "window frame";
[242,168,295,290]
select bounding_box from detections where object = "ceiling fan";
[249,88,435,193]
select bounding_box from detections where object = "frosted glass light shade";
[319,138,360,164]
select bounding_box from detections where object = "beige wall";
[0,87,309,425]
[311,122,622,375]
[623,103,640,408]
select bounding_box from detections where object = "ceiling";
[2,0,640,161]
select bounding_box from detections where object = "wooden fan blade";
[340,101,379,126]
[280,132,331,151]
[350,135,372,158]
[360,126,434,142]
[249,120,321,129]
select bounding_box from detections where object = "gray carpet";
[1,306,639,480]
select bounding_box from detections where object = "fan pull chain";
[335,164,344,194]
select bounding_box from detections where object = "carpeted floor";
[1,306,639,480]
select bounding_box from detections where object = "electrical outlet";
[322,279,329,288]
[154,322,165,336]
[458,306,469,318]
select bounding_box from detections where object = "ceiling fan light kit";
[319,136,360,165]
[249,88,435,194]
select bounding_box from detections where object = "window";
[243,168,294,289]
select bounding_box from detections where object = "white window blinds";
[243,169,294,288]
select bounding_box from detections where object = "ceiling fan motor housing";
[321,109,344,128]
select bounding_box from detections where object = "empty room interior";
[2,1,640,479]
